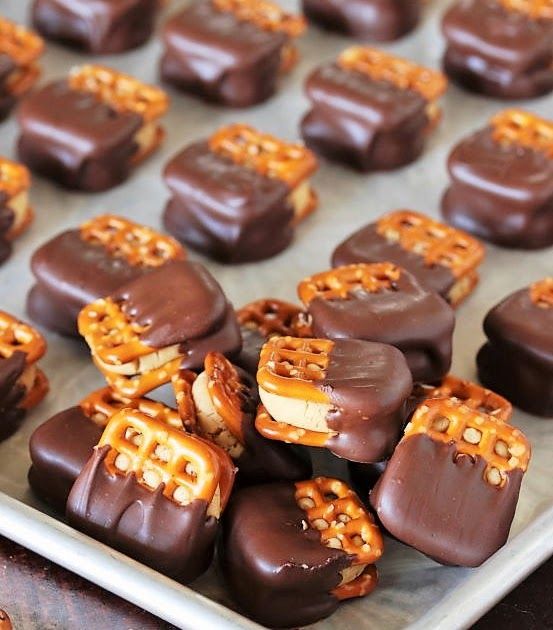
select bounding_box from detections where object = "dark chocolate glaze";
[477,287,553,417]
[160,1,287,107]
[0,200,14,266]
[32,0,159,54]
[348,460,388,499]
[67,445,218,583]
[442,128,553,249]
[28,406,103,511]
[27,285,82,337]
[371,433,524,566]
[301,63,429,171]
[220,483,351,627]
[303,0,421,41]
[17,81,141,191]
[332,222,456,297]
[163,142,294,263]
[442,0,553,99]
[308,268,455,382]
[0,352,27,442]
[321,339,412,463]
[234,326,265,376]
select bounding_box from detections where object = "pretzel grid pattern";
[498,0,553,19]
[491,110,553,159]
[209,124,317,188]
[405,399,530,484]
[337,47,447,103]
[212,0,306,36]
[80,215,184,268]
[530,277,553,308]
[0,311,45,364]
[295,477,384,565]
[237,298,312,337]
[298,263,401,306]
[0,18,43,66]
[376,211,484,279]
[68,65,169,122]
[0,158,30,198]
[100,410,220,505]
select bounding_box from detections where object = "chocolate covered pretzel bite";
[301,46,447,171]
[371,398,531,566]
[298,263,455,382]
[0,158,33,266]
[255,335,412,462]
[67,408,235,582]
[333,210,485,306]
[163,124,318,263]
[442,110,553,249]
[221,477,382,627]
[0,18,43,122]
[18,65,169,191]
[160,0,305,107]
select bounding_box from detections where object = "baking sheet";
[0,1,552,628]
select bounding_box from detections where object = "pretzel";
[0,311,46,364]
[0,158,30,199]
[337,47,448,104]
[68,65,169,123]
[332,564,379,601]
[212,0,306,37]
[80,215,185,268]
[209,124,317,189]
[237,298,312,338]
[255,404,331,447]
[171,369,198,431]
[295,477,382,600]
[491,110,553,159]
[20,367,49,410]
[498,0,553,19]
[298,263,401,306]
[404,399,531,486]
[0,18,44,68]
[530,277,553,308]
[0,609,12,630]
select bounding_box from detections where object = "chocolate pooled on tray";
[442,109,553,249]
[220,477,383,627]
[17,65,169,192]
[371,398,531,567]
[477,278,553,417]
[27,215,186,337]
[78,260,242,397]
[0,18,44,123]
[298,262,455,383]
[303,0,422,41]
[32,0,163,54]
[332,210,485,306]
[163,124,318,263]
[67,408,235,583]
[160,0,306,107]
[301,46,447,171]
[442,0,553,99]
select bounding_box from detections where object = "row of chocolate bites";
[1,255,551,626]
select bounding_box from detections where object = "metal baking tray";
[1,1,552,628]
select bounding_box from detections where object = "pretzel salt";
[298,263,401,306]
[237,298,312,338]
[0,311,46,364]
[295,477,382,600]
[491,110,553,159]
[212,0,306,36]
[80,215,185,268]
[404,399,530,487]
[0,158,33,239]
[498,0,553,20]
[530,277,553,308]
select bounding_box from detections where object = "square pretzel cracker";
[498,0,553,20]
[208,124,318,224]
[237,298,312,338]
[490,109,553,160]
[0,158,33,240]
[376,210,485,306]
[0,18,43,98]
[530,277,553,308]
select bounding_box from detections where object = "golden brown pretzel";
[491,110,553,159]
[20,367,49,410]
[333,564,378,601]
[498,0,553,19]
[298,263,401,306]
[0,311,46,364]
[254,404,331,447]
[237,298,312,338]
[80,215,185,268]
[405,399,531,486]
[0,18,44,67]
[171,369,198,431]
[212,0,306,36]
[530,277,553,308]
[0,158,30,198]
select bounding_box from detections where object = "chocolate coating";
[0,352,26,442]
[371,433,524,566]
[0,201,14,266]
[28,406,103,511]
[349,460,388,499]
[67,445,218,582]
[301,63,429,171]
[303,0,421,41]
[0,54,17,122]
[220,483,351,627]
[17,81,141,191]
[160,1,287,107]
[442,128,553,249]
[32,0,160,54]
[442,0,553,99]
[163,142,293,263]
[235,326,265,376]
[308,269,455,382]
[332,222,456,298]
[477,287,553,417]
